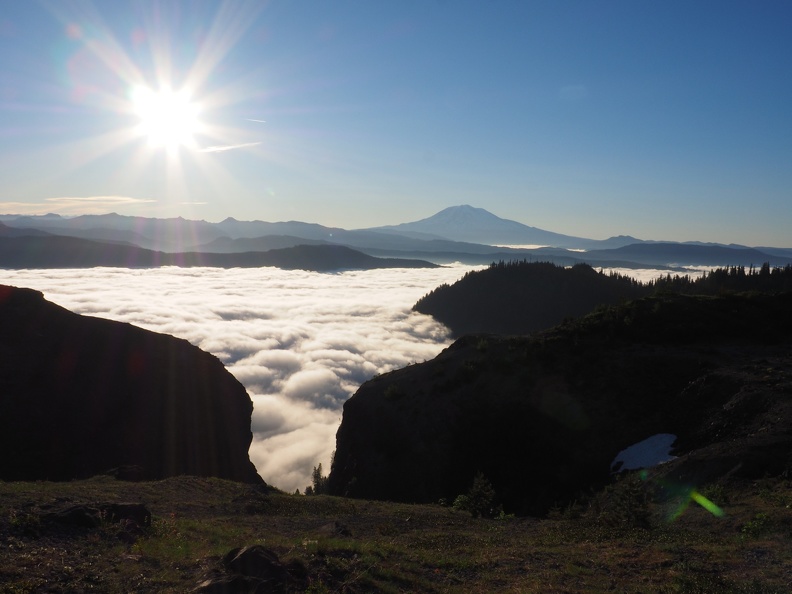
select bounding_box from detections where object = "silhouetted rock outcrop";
[0,285,262,483]
[329,292,792,515]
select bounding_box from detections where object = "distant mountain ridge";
[0,221,51,238]
[1,206,789,268]
[0,213,225,252]
[368,204,611,248]
[582,242,788,267]
[0,236,438,271]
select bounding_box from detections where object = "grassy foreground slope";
[2,474,792,593]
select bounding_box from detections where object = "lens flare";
[691,490,725,517]
[639,471,725,521]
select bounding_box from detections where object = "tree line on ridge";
[413,261,792,337]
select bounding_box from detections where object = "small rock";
[223,545,289,586]
[195,546,293,593]
[318,520,352,537]
[101,502,152,527]
[46,505,101,528]
[106,465,147,481]
[116,518,146,544]
[194,573,268,594]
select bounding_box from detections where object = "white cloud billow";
[1,265,478,492]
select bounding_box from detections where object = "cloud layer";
[1,265,479,492]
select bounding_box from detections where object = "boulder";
[223,546,290,585]
[100,502,152,527]
[45,504,101,529]
[195,546,300,594]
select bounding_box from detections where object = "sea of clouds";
[1,264,482,492]
[1,263,695,492]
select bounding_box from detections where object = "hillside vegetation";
[2,474,792,592]
[331,291,792,517]
[413,260,792,337]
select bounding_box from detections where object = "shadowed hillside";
[414,260,792,337]
[0,285,262,483]
[330,291,792,515]
[413,261,646,336]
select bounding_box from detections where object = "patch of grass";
[740,512,772,538]
[756,477,792,508]
[1,476,791,592]
[700,482,730,508]
[7,509,42,537]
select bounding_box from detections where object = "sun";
[131,86,202,149]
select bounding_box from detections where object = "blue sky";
[1,1,790,246]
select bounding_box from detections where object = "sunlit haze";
[0,2,790,246]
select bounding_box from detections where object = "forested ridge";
[650,262,792,294]
[414,260,792,337]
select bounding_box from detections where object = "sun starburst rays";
[30,1,266,215]
[182,1,263,94]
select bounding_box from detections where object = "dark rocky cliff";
[329,292,792,515]
[0,284,262,484]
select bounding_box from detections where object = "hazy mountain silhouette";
[0,213,225,251]
[215,217,341,241]
[0,236,438,271]
[2,207,789,267]
[208,225,513,256]
[582,242,792,267]
[756,246,792,258]
[0,221,51,237]
[198,235,330,253]
[368,204,593,247]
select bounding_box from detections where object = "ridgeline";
[413,260,792,337]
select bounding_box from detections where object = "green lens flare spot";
[691,490,725,517]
